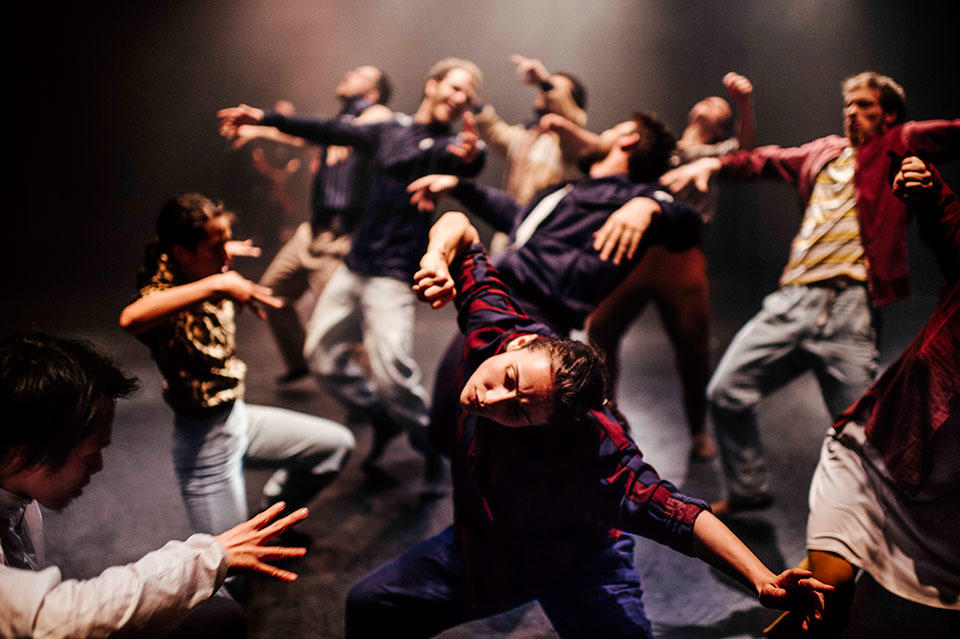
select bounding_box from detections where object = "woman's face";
[459,339,555,428]
[174,216,232,281]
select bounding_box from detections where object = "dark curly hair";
[524,336,608,419]
[627,111,676,183]
[0,333,138,475]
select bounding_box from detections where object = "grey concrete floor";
[24,277,944,638]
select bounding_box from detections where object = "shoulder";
[356,104,394,124]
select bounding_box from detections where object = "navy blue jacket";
[262,113,486,281]
[451,175,702,330]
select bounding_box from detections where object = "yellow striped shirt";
[780,147,868,286]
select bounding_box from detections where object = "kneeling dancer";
[344,212,831,638]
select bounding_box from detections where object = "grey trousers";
[304,264,431,431]
[259,222,350,373]
[707,283,879,501]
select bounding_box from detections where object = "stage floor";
[25,279,950,638]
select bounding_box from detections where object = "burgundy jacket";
[835,166,960,496]
[719,119,960,306]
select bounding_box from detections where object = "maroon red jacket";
[835,165,960,496]
[719,119,960,306]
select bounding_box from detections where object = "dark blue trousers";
[345,526,653,639]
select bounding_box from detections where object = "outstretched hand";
[408,174,460,212]
[225,239,262,259]
[218,104,266,140]
[510,53,550,86]
[213,271,283,319]
[892,155,934,203]
[413,251,456,309]
[594,197,659,264]
[213,502,309,582]
[660,157,719,194]
[758,568,834,632]
[446,111,480,162]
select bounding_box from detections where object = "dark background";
[5,0,959,333]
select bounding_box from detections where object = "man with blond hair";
[219,59,485,485]
[663,71,960,515]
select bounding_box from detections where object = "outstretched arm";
[692,511,833,631]
[660,156,722,194]
[230,123,309,150]
[213,502,309,582]
[413,212,480,309]
[724,72,756,151]
[540,113,605,161]
[218,104,266,139]
[119,272,281,333]
[0,503,308,639]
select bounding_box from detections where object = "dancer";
[476,54,587,204]
[226,66,394,384]
[586,72,755,461]
[344,212,832,638]
[662,72,960,514]
[0,333,308,638]
[409,112,701,449]
[218,59,485,482]
[767,156,960,637]
[120,193,354,535]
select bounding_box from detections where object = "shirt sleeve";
[453,242,551,352]
[914,164,960,280]
[451,181,524,234]
[589,409,709,556]
[262,112,381,151]
[900,119,960,162]
[640,188,704,252]
[0,535,228,639]
[475,104,524,155]
[719,141,816,185]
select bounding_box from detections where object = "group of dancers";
[1,53,957,638]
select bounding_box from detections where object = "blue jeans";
[345,527,652,639]
[173,400,354,534]
[707,284,878,501]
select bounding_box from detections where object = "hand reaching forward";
[218,104,266,139]
[408,174,460,212]
[892,155,933,203]
[213,271,282,319]
[213,502,309,582]
[446,111,480,162]
[660,157,721,194]
[225,239,262,259]
[593,197,660,264]
[758,568,834,632]
[413,251,456,309]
